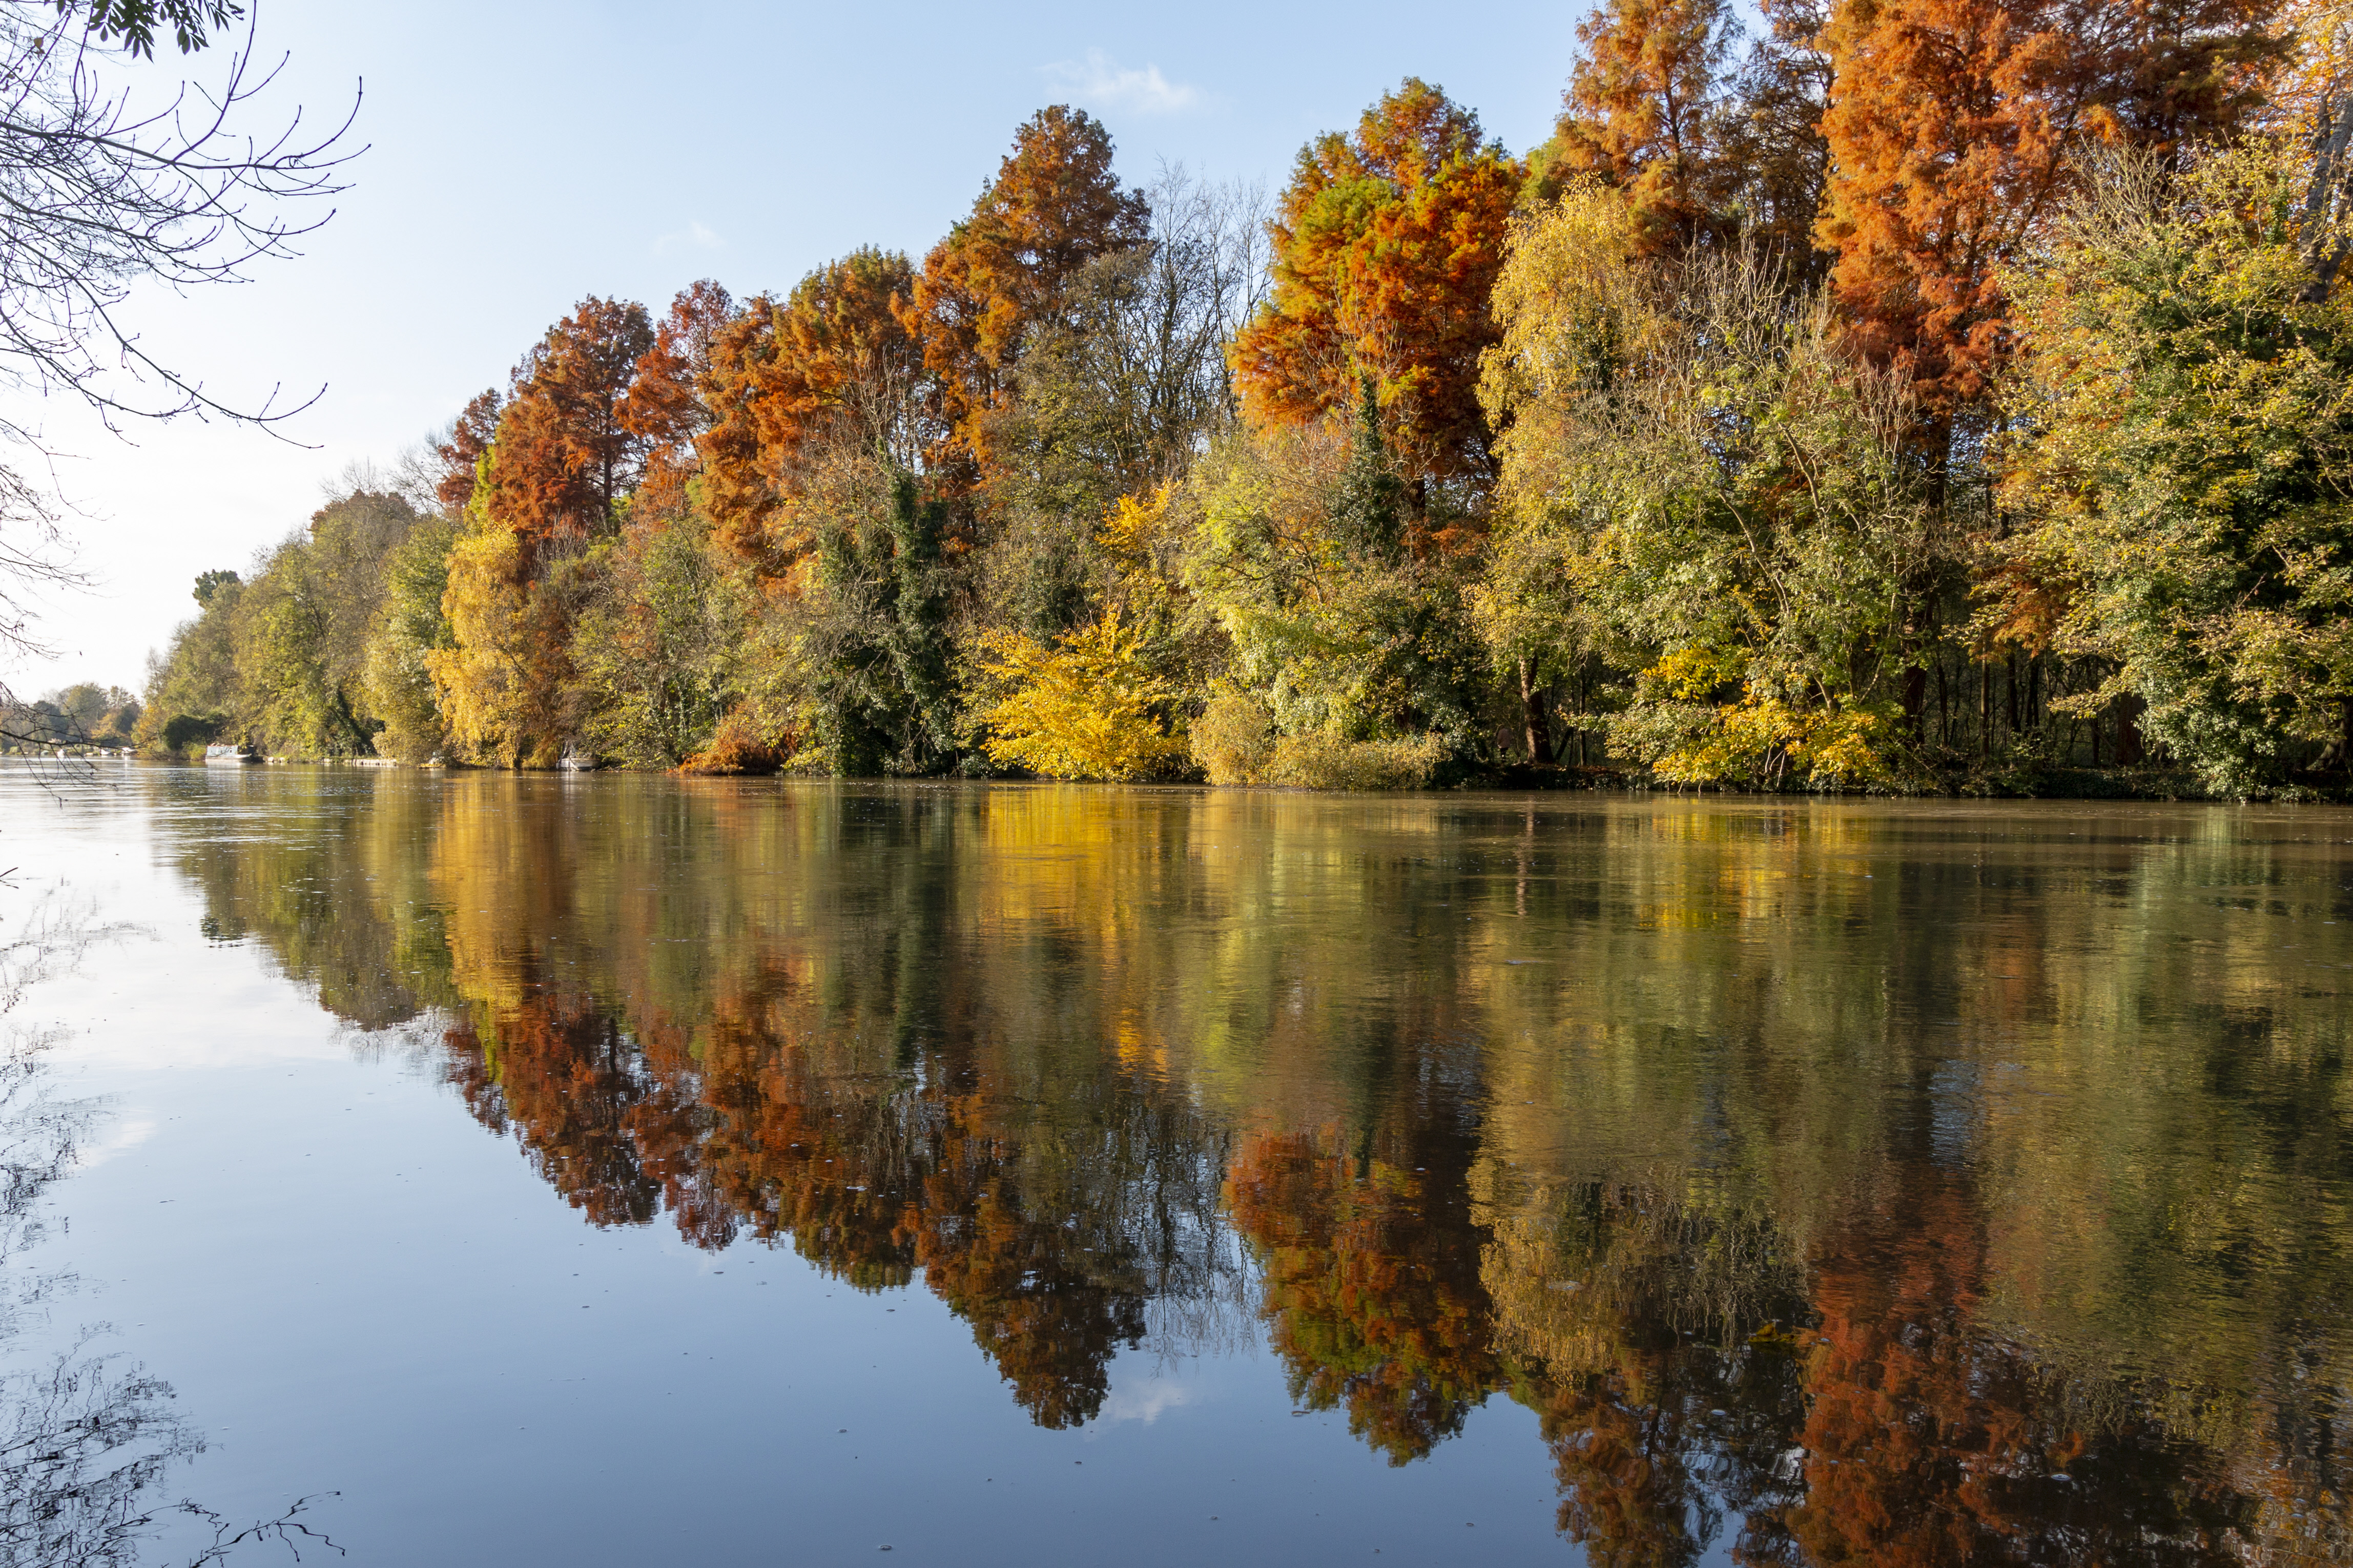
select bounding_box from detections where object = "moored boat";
[203,743,263,766]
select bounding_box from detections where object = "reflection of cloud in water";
[73,1113,154,1169]
[1090,1376,1196,1432]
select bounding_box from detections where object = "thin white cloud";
[653,221,725,257]
[1042,50,1200,115]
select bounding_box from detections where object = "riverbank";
[94,747,2353,803]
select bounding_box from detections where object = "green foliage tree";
[800,474,961,776]
[363,513,462,763]
[1482,184,1938,788]
[1181,388,1487,777]
[573,521,754,768]
[138,569,244,754]
[2002,137,2353,793]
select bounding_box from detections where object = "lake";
[5,764,2350,1565]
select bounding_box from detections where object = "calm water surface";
[5,765,2353,1565]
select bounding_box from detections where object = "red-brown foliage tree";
[484,296,658,550]
[433,388,502,513]
[622,280,737,524]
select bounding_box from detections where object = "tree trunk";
[1520,657,1549,764]
[1979,661,1990,759]
[2116,693,2144,766]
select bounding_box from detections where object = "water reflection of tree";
[1777,1167,2256,1567]
[438,961,1238,1429]
[0,891,334,1568]
[157,776,2353,1559]
[1225,1101,1502,1465]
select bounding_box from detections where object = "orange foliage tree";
[903,106,1148,501]
[1541,0,1746,257]
[1817,0,2286,438]
[698,247,927,573]
[1224,1129,1503,1463]
[1228,79,1522,490]
[483,295,658,550]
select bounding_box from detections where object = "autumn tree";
[574,520,754,768]
[1537,0,1746,257]
[1480,183,1938,787]
[622,280,736,522]
[905,106,1149,501]
[362,511,462,762]
[1229,79,1522,493]
[1181,393,1489,781]
[1817,0,2288,438]
[698,248,926,573]
[978,607,1186,780]
[432,389,502,512]
[980,166,1263,643]
[2000,138,2353,792]
[482,296,657,550]
[995,169,1262,514]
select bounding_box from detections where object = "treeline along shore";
[129,1,2353,798]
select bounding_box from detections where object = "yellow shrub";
[980,609,1186,782]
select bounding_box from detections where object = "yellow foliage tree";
[980,608,1186,781]
[426,525,561,766]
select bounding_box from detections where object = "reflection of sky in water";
[4,763,2351,1565]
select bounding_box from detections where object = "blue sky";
[14,0,1590,692]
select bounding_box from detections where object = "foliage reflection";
[167,771,2353,1560]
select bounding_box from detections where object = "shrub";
[1189,683,1278,784]
[1264,729,1450,791]
[678,708,785,776]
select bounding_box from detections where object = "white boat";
[203,743,263,766]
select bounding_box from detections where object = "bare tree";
[0,0,356,736]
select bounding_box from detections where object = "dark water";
[6,765,2353,1565]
